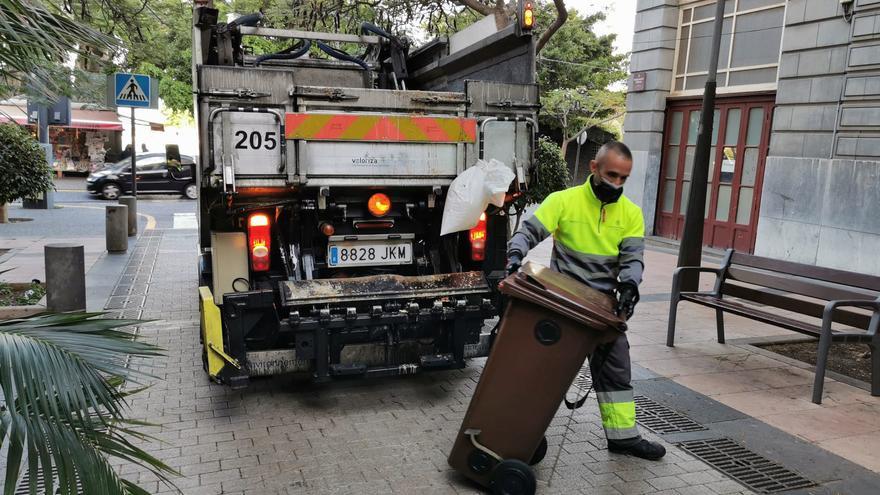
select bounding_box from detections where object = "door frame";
[655,94,775,252]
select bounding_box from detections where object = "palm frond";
[0,313,177,495]
[0,0,118,98]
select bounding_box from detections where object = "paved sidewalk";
[618,244,880,475]
[113,230,757,495]
[7,214,879,493]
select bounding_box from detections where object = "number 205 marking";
[234,130,278,151]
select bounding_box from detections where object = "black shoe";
[608,438,666,460]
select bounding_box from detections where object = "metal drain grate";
[634,395,708,434]
[676,438,814,493]
[15,467,82,495]
[573,365,592,390]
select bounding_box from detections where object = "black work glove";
[505,251,523,276]
[616,282,640,320]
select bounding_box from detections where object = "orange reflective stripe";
[285,113,476,142]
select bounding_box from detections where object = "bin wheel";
[489,459,536,495]
[529,437,548,465]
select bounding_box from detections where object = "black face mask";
[591,174,623,204]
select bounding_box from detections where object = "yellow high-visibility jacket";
[508,176,645,293]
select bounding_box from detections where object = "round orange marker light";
[367,193,392,217]
[319,222,335,236]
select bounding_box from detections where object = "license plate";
[328,240,412,267]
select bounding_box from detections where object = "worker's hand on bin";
[616,282,640,320]
[505,251,523,276]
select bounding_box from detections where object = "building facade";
[624,0,880,275]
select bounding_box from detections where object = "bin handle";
[464,428,503,462]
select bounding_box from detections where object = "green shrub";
[0,123,53,205]
[518,136,571,208]
[0,281,46,306]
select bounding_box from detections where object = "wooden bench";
[666,249,880,404]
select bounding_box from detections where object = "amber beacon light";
[522,2,534,30]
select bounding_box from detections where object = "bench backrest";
[721,251,880,329]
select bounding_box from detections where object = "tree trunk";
[560,138,570,159]
[0,203,8,223]
[537,0,569,53]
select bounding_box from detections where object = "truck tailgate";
[279,271,489,307]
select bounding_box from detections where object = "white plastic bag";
[440,159,515,236]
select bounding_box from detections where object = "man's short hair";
[596,141,633,163]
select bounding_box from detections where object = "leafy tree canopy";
[540,87,625,157]
[535,7,626,92]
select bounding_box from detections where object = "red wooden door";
[655,96,774,252]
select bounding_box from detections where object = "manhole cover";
[676,438,815,493]
[634,395,708,434]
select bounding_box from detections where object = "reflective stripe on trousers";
[590,333,640,441]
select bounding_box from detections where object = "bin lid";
[498,262,627,333]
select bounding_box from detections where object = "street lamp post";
[675,0,726,291]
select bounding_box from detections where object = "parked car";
[86,154,197,200]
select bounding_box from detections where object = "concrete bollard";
[118,196,138,236]
[45,244,86,312]
[106,204,129,253]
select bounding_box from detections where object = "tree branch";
[536,0,568,54]
[563,110,626,146]
[457,0,494,17]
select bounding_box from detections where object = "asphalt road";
[2,184,196,237]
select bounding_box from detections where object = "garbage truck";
[193,1,540,387]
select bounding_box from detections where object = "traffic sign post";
[108,73,158,201]
[130,107,137,198]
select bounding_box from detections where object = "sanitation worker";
[506,141,665,460]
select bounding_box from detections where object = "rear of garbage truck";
[193,1,540,387]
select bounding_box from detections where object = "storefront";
[0,103,123,174]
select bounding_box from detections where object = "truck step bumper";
[279,271,490,307]
[243,332,493,377]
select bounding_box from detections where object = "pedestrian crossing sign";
[114,73,152,108]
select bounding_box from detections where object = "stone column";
[106,204,129,253]
[44,243,86,312]
[118,196,138,236]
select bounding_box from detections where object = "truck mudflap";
[212,272,497,386]
[278,271,490,307]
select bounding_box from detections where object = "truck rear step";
[279,271,489,307]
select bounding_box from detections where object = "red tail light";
[248,213,271,272]
[469,212,487,262]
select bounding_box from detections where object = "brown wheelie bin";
[448,262,626,494]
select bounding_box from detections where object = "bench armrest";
[822,299,880,336]
[671,266,725,298]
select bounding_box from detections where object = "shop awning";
[0,105,123,131]
[69,109,123,131]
